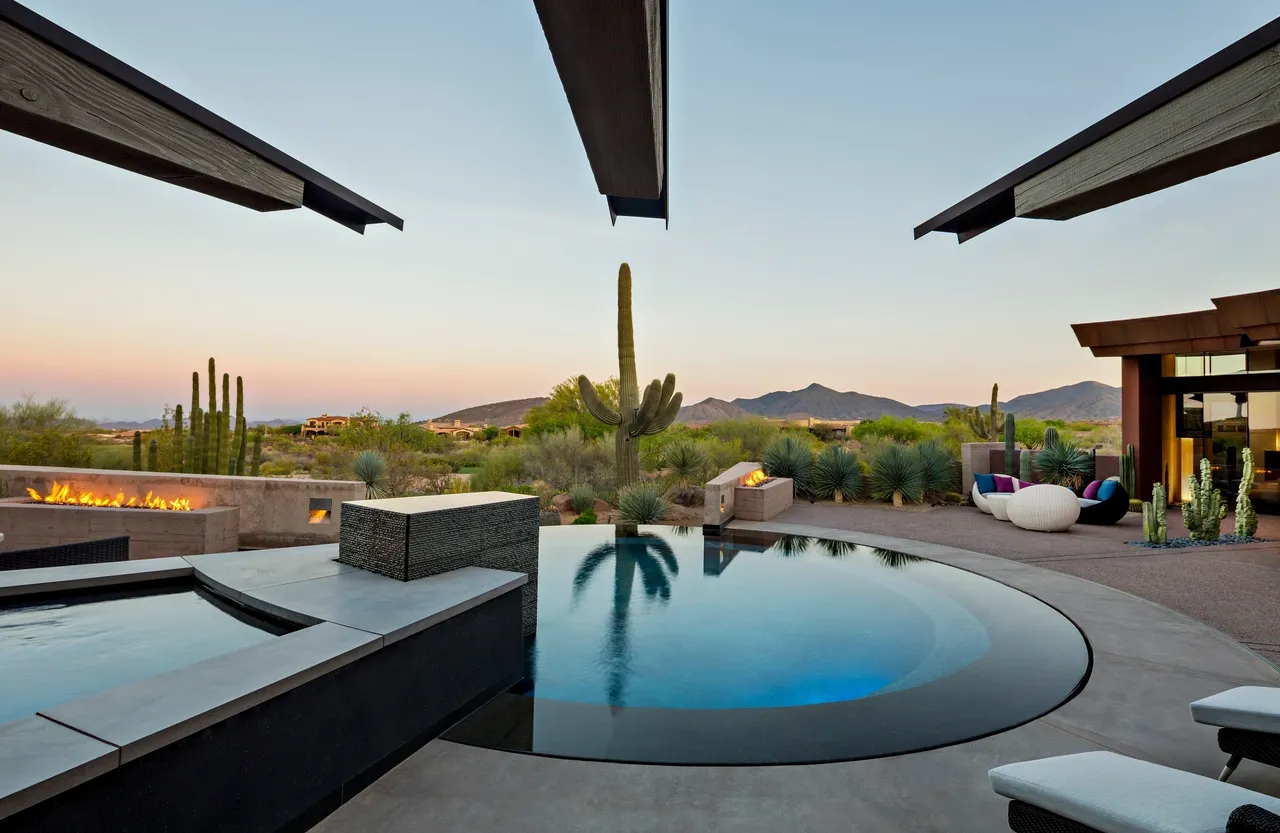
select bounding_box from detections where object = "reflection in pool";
[0,585,288,725]
[445,525,1090,765]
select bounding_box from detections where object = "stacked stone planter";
[339,492,540,634]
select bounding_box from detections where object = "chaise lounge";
[1192,687,1280,783]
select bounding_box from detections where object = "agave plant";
[569,483,596,514]
[915,440,958,501]
[811,445,861,503]
[618,482,668,524]
[869,443,925,507]
[662,439,709,505]
[352,450,388,499]
[1035,441,1093,490]
[762,434,815,498]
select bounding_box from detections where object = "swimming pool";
[443,525,1090,764]
[0,584,289,725]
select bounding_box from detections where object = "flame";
[26,481,192,511]
[308,509,330,524]
[741,469,768,487]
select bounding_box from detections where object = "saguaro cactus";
[235,416,248,475]
[1143,482,1168,545]
[132,431,143,471]
[578,263,682,490]
[964,384,1005,441]
[217,373,230,474]
[1184,457,1226,541]
[251,431,263,476]
[207,358,217,431]
[190,372,200,436]
[1020,446,1033,482]
[147,439,159,472]
[1004,413,1017,476]
[1119,443,1136,497]
[1043,425,1060,449]
[172,404,184,473]
[1236,447,1258,537]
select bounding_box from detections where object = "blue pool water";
[0,586,285,725]
[445,526,1090,764]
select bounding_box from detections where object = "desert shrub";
[705,417,778,459]
[522,427,614,492]
[851,416,944,446]
[469,447,527,491]
[869,444,925,506]
[1035,441,1093,490]
[1014,417,1049,450]
[618,483,668,524]
[0,396,95,468]
[258,460,295,477]
[352,450,388,498]
[811,445,861,503]
[915,440,958,500]
[571,508,597,525]
[569,483,596,514]
[762,435,814,497]
[277,424,303,435]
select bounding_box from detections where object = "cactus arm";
[630,380,663,437]
[578,375,621,425]
[640,391,682,435]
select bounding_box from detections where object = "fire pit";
[27,481,193,511]
[703,463,794,532]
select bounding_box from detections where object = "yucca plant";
[771,534,812,558]
[618,482,668,524]
[352,450,388,499]
[869,444,925,507]
[871,548,925,569]
[569,483,596,514]
[762,434,815,498]
[915,440,958,501]
[662,439,709,506]
[1034,441,1092,490]
[812,445,861,503]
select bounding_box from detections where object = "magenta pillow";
[1017,480,1034,490]
[993,474,1016,493]
[1082,480,1103,500]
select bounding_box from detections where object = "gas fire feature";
[27,481,192,511]
[702,463,794,533]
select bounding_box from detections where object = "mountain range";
[95,418,300,431]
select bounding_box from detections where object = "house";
[301,414,351,438]
[418,420,528,440]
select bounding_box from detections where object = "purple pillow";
[1082,480,1103,500]
[1017,480,1034,490]
[993,474,1016,493]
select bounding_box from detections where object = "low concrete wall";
[0,499,238,559]
[0,466,363,549]
[960,443,1003,496]
[703,462,762,532]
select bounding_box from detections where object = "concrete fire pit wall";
[0,499,238,559]
[0,466,363,549]
[703,462,763,533]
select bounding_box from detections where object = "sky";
[3,1,1280,421]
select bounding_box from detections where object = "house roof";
[914,15,1280,242]
[1,1,402,233]
[1072,289,1280,356]
[532,0,669,225]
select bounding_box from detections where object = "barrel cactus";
[1142,483,1167,545]
[1236,447,1258,538]
[1184,457,1225,541]
[578,264,682,490]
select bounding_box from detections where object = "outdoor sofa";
[973,474,1128,527]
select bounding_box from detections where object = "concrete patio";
[313,509,1280,833]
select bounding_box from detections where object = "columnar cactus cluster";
[1119,443,1136,497]
[1142,482,1167,545]
[578,263,682,490]
[171,359,249,475]
[1184,457,1226,542]
[1236,447,1258,538]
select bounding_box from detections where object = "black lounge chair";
[0,536,130,571]
[1076,482,1129,526]
[1192,687,1280,783]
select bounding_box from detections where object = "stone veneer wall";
[0,466,364,549]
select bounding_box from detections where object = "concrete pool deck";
[313,518,1280,833]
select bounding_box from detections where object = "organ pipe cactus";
[1142,483,1167,545]
[1020,446,1033,482]
[1183,457,1226,541]
[190,408,203,474]
[964,384,1005,441]
[1004,413,1017,476]
[190,372,200,442]
[1043,426,1060,449]
[251,431,263,477]
[1119,443,1136,498]
[203,414,215,475]
[578,263,682,490]
[147,439,159,473]
[218,373,230,474]
[235,416,248,476]
[132,431,142,471]
[172,404,184,473]
[1236,447,1258,538]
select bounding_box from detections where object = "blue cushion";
[1096,480,1118,501]
[974,473,997,495]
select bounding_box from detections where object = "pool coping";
[0,545,526,821]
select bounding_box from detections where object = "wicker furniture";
[1192,687,1280,782]
[1006,485,1080,532]
[0,536,130,571]
[973,482,995,514]
[990,751,1280,833]
[986,493,1013,521]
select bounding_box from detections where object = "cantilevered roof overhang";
[533,0,669,225]
[0,1,402,233]
[1072,289,1280,357]
[915,15,1280,243]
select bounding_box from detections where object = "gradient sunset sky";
[4,0,1280,421]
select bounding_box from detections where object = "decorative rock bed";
[1127,535,1266,549]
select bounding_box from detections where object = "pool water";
[0,585,287,725]
[444,526,1090,764]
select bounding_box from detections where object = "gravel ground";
[777,501,1280,667]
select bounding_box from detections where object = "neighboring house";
[418,420,527,440]
[301,414,350,438]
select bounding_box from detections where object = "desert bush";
[352,450,388,499]
[569,483,596,514]
[705,417,778,459]
[1035,441,1093,490]
[762,435,814,497]
[869,444,925,507]
[0,395,95,468]
[811,445,861,503]
[618,482,668,524]
[258,459,295,477]
[522,427,614,492]
[915,440,958,500]
[571,508,597,525]
[851,415,942,445]
[469,447,527,491]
